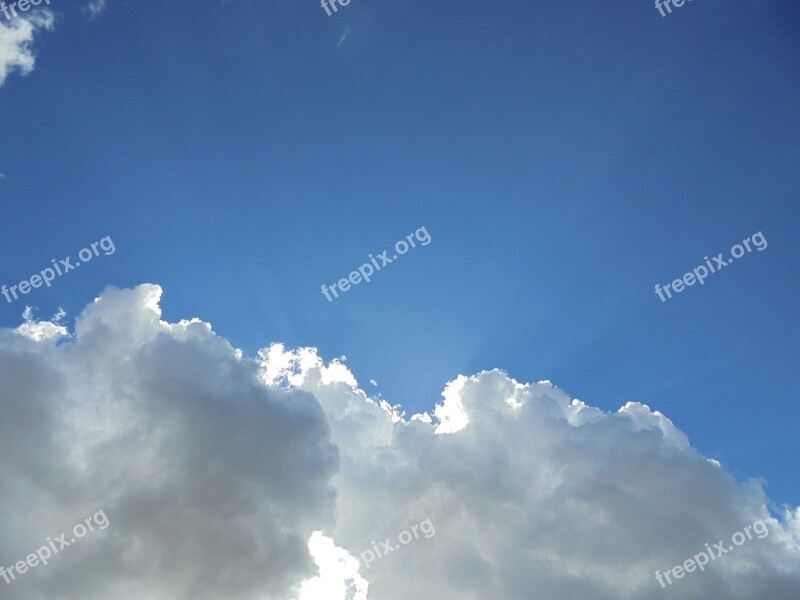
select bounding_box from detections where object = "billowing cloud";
[0,286,338,599]
[0,11,54,86]
[1,285,799,599]
[262,344,800,599]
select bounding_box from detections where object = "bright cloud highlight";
[1,285,798,599]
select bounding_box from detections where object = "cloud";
[83,0,107,20]
[15,306,68,341]
[262,345,800,599]
[1,285,799,598]
[0,11,54,87]
[0,286,338,599]
[336,26,350,47]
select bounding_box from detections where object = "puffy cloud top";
[0,286,338,599]
[1,285,798,599]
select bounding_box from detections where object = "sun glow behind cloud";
[0,285,798,599]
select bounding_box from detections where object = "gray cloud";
[0,286,338,599]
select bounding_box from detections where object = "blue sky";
[1,0,799,522]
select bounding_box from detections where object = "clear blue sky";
[1,0,798,508]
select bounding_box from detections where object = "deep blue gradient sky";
[1,0,798,508]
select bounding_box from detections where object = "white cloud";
[83,0,107,20]
[1,285,799,599]
[15,306,68,341]
[297,532,368,600]
[262,344,800,600]
[0,11,54,87]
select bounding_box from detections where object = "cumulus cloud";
[0,11,54,86]
[1,285,799,599]
[261,344,800,599]
[0,286,338,599]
